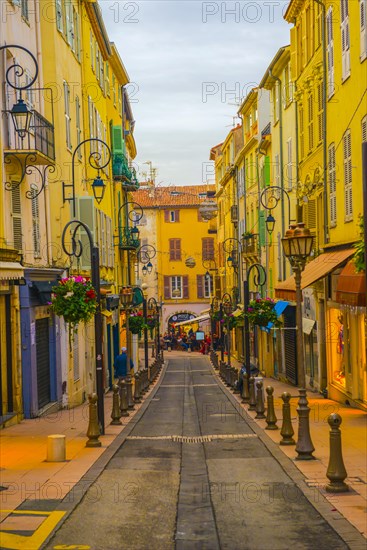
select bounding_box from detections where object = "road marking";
[53,546,91,549]
[160,384,218,387]
[127,433,257,443]
[0,509,65,550]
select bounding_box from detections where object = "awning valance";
[174,314,210,327]
[275,249,354,300]
[261,300,289,332]
[336,261,366,307]
[0,261,24,280]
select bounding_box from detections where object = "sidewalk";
[222,354,367,539]
[0,349,159,526]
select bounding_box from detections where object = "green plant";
[146,315,157,337]
[353,215,365,273]
[50,276,97,335]
[126,311,147,335]
[220,312,242,330]
[244,298,281,328]
[242,230,254,239]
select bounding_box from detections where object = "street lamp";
[147,296,160,361]
[260,185,292,234]
[281,222,314,388]
[221,292,233,366]
[281,222,315,460]
[91,175,107,204]
[210,296,219,352]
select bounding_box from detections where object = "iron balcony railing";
[118,227,140,250]
[4,109,55,161]
[112,153,139,189]
[241,234,259,256]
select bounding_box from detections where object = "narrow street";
[45,354,348,550]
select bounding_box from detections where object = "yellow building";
[134,185,217,333]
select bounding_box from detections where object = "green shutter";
[111,125,125,154]
[259,211,266,247]
[264,156,270,186]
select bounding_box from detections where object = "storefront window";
[328,307,349,387]
[304,326,319,387]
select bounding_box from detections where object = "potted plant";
[50,276,97,341]
[127,311,147,336]
[242,230,254,240]
[146,315,157,338]
[244,297,281,328]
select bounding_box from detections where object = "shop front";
[20,268,63,418]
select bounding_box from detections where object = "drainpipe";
[269,69,286,278]
[314,0,328,245]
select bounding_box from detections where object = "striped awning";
[174,314,210,327]
[0,261,24,280]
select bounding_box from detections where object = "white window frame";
[76,95,82,158]
[286,138,293,190]
[308,93,314,152]
[63,81,72,150]
[105,62,110,96]
[204,274,213,298]
[169,210,178,222]
[341,0,351,81]
[171,276,182,299]
[326,7,335,97]
[328,143,337,226]
[56,0,63,32]
[274,153,280,186]
[343,129,352,221]
[361,0,367,61]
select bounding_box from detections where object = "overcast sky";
[100,1,291,186]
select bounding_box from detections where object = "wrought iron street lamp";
[260,185,292,234]
[137,244,156,277]
[221,292,233,366]
[147,296,160,361]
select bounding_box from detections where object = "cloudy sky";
[100,1,291,186]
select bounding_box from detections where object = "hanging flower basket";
[50,276,97,338]
[126,311,147,336]
[210,310,222,322]
[220,313,242,331]
[146,315,157,338]
[244,298,281,328]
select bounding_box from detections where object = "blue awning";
[261,300,289,333]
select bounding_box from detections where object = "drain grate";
[127,433,257,444]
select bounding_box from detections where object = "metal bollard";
[265,386,278,430]
[295,389,315,460]
[86,393,101,448]
[134,372,142,403]
[280,392,295,445]
[119,380,129,417]
[255,380,266,419]
[110,384,122,425]
[126,375,135,410]
[325,414,349,493]
[248,376,257,411]
[241,373,250,403]
[232,368,240,393]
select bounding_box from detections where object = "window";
[341,0,351,81]
[118,86,122,113]
[273,83,279,122]
[317,83,323,143]
[361,0,367,60]
[169,239,181,261]
[171,276,182,299]
[11,185,22,251]
[25,70,35,110]
[197,274,213,298]
[106,63,110,96]
[31,188,41,258]
[328,144,337,226]
[112,75,116,106]
[73,7,81,60]
[202,238,214,261]
[274,154,280,186]
[326,7,335,97]
[308,93,314,152]
[63,81,72,149]
[286,138,293,190]
[66,1,74,48]
[362,115,367,143]
[90,32,94,71]
[343,130,352,220]
[21,0,28,20]
[56,0,63,32]
[299,106,305,159]
[165,210,180,223]
[75,96,82,158]
[96,47,100,82]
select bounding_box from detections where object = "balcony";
[112,153,139,190]
[118,227,140,251]
[3,109,55,164]
[241,234,258,257]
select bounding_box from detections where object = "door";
[36,318,51,409]
[284,306,297,385]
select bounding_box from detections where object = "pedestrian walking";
[114,347,134,381]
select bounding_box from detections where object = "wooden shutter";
[308,93,314,152]
[287,139,293,190]
[169,239,181,260]
[326,7,335,97]
[56,0,63,32]
[362,116,367,143]
[317,83,323,144]
[31,189,41,258]
[11,185,22,251]
[164,276,170,299]
[164,210,170,223]
[77,197,96,270]
[259,211,266,247]
[215,275,221,298]
[197,275,204,299]
[328,144,337,226]
[175,210,180,222]
[341,0,351,81]
[202,238,214,261]
[343,130,352,221]
[361,0,367,60]
[183,276,189,299]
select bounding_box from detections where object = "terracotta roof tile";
[133,184,216,208]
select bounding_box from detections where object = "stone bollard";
[119,380,129,417]
[47,435,66,462]
[326,414,349,493]
[295,389,315,460]
[110,384,122,425]
[280,392,295,445]
[241,373,250,403]
[86,393,101,448]
[126,375,135,410]
[134,372,142,403]
[265,386,278,430]
[248,376,257,411]
[255,380,266,419]
[232,368,240,393]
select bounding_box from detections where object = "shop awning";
[32,280,57,305]
[303,317,316,335]
[174,314,210,327]
[275,249,354,300]
[262,300,289,332]
[336,261,366,307]
[0,261,24,280]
